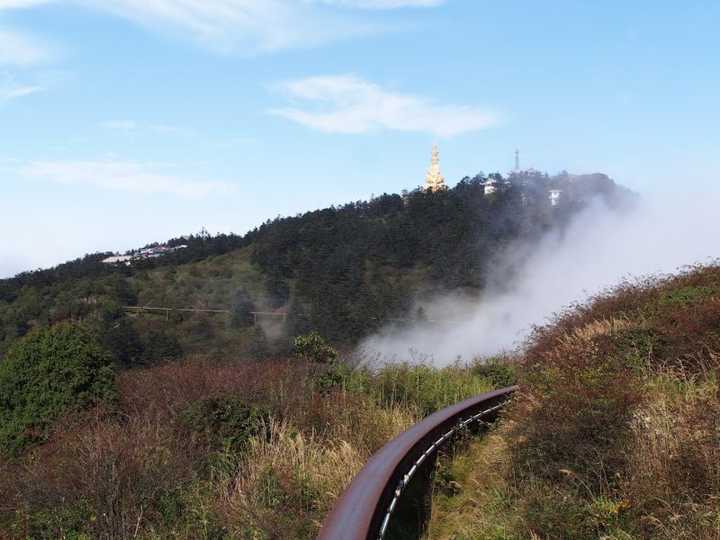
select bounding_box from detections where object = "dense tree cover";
[250,172,630,341]
[0,323,115,455]
[0,170,631,357]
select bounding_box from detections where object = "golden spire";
[424,144,447,192]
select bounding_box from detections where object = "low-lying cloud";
[360,190,720,365]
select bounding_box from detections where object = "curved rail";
[318,386,517,540]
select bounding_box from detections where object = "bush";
[141,329,183,363]
[471,357,518,389]
[293,331,338,364]
[510,320,643,489]
[180,397,270,453]
[0,323,115,455]
[93,314,144,367]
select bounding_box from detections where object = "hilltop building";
[549,189,562,206]
[102,255,133,265]
[424,144,447,192]
[483,177,498,195]
[102,244,188,265]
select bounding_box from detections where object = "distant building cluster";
[422,145,563,206]
[102,244,188,265]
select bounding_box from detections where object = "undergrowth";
[0,352,503,539]
[428,263,720,539]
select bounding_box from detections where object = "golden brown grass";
[428,264,720,540]
[3,354,500,539]
[223,399,418,539]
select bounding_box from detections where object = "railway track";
[318,386,517,540]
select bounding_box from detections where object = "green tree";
[0,323,116,455]
[141,329,183,363]
[293,331,338,364]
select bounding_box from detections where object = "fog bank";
[359,191,720,365]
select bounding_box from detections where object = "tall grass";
[335,362,496,415]
[428,264,720,540]
[0,353,501,539]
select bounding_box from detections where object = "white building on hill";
[549,189,562,206]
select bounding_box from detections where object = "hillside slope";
[0,170,631,361]
[428,264,720,539]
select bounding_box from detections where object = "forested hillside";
[0,170,631,361]
[0,169,641,539]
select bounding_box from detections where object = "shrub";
[141,329,183,363]
[180,397,270,453]
[293,331,338,364]
[510,319,644,489]
[0,323,115,455]
[471,357,518,389]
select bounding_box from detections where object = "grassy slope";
[428,264,720,540]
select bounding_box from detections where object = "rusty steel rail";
[318,386,517,540]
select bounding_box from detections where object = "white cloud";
[70,0,375,53]
[361,192,720,364]
[0,29,51,65]
[0,82,41,100]
[314,0,445,8]
[0,72,43,101]
[0,0,53,8]
[21,159,235,198]
[102,119,138,131]
[2,0,445,53]
[102,119,193,136]
[270,75,497,137]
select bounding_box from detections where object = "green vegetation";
[293,331,339,364]
[0,323,115,455]
[0,355,504,539]
[0,172,629,361]
[428,264,720,540]
[0,172,638,538]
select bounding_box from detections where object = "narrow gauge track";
[318,386,516,540]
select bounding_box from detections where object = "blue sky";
[1,0,718,277]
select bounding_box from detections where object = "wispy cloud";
[2,0,445,53]
[0,72,43,101]
[101,119,137,131]
[0,0,54,9]
[270,75,498,137]
[75,0,375,53]
[21,159,235,198]
[101,119,193,136]
[0,83,41,99]
[313,0,445,8]
[0,28,51,65]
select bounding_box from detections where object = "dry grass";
[623,374,720,539]
[4,354,497,539]
[429,264,720,540]
[224,420,368,539]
